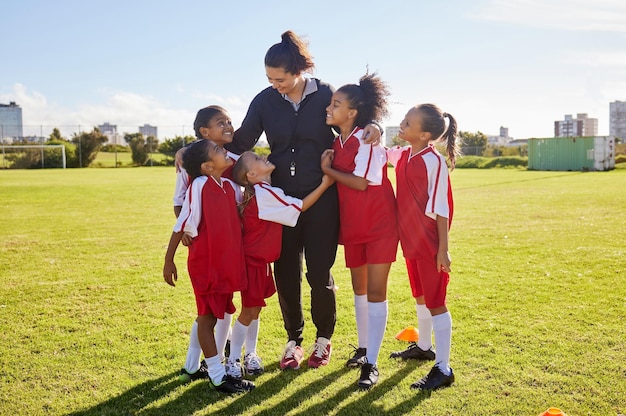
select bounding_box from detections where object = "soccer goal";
[0,145,66,169]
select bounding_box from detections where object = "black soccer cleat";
[410,365,454,391]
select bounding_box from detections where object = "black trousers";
[274,185,339,345]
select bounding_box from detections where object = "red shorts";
[194,292,236,318]
[344,235,399,268]
[241,263,277,308]
[405,256,449,309]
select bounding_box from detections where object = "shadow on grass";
[64,361,309,416]
[250,367,345,416]
[333,364,423,415]
[66,371,180,416]
[141,363,310,416]
[65,361,435,415]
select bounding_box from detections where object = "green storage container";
[528,136,615,171]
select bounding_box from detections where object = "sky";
[1,0,626,141]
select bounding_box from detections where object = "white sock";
[354,294,368,348]
[229,320,248,361]
[214,313,233,361]
[245,319,260,355]
[205,354,226,385]
[432,312,452,375]
[365,300,388,365]
[416,303,433,351]
[183,320,202,373]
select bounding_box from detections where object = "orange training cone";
[539,407,567,416]
[395,325,419,342]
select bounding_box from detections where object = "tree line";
[3,127,527,169]
[390,131,528,157]
[3,128,198,168]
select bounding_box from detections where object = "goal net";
[0,145,66,169]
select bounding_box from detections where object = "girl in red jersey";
[163,139,254,394]
[224,151,334,376]
[387,103,462,392]
[172,106,239,382]
[321,73,398,389]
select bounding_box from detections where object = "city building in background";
[98,122,121,145]
[488,126,512,145]
[609,101,626,140]
[139,124,157,139]
[554,113,598,137]
[0,102,23,143]
[385,126,400,146]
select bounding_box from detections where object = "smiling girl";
[321,73,398,389]
[172,106,240,383]
[163,139,253,394]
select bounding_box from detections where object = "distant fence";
[1,125,195,143]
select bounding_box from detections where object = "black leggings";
[274,186,339,345]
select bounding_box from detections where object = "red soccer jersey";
[331,127,397,245]
[387,145,453,260]
[182,176,246,295]
[241,196,283,267]
[241,181,304,266]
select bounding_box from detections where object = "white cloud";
[472,0,626,32]
[565,50,626,68]
[0,84,250,140]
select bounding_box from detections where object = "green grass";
[0,150,171,169]
[0,167,624,416]
[92,151,171,168]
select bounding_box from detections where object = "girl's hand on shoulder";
[175,147,186,173]
[363,123,382,145]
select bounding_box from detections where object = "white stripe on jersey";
[255,182,303,227]
[172,150,240,207]
[173,176,243,237]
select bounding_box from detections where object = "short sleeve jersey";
[331,127,397,245]
[175,175,246,295]
[241,182,304,266]
[387,144,453,259]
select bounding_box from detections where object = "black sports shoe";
[410,365,454,391]
[389,342,436,360]
[213,374,255,394]
[178,360,209,382]
[346,347,367,368]
[358,363,379,389]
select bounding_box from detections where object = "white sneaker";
[244,352,264,375]
[225,358,244,379]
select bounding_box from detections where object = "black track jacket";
[226,79,336,198]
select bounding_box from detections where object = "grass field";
[91,151,170,168]
[0,167,624,416]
